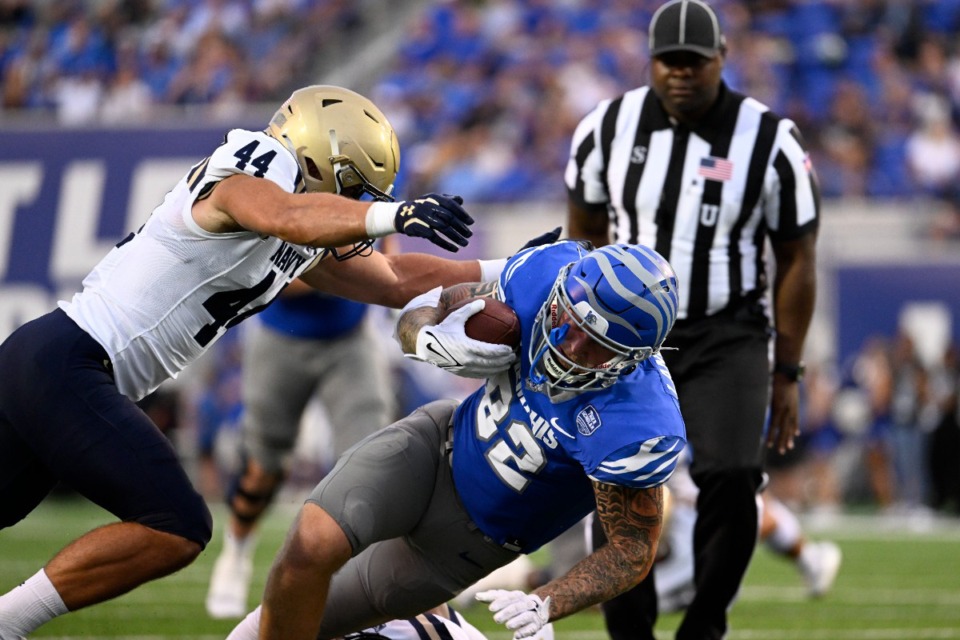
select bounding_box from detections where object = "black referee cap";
[649,0,725,59]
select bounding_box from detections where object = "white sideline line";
[801,513,960,542]
[738,585,960,605]
[720,631,960,640]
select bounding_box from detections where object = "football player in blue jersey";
[0,85,517,638]
[225,241,686,640]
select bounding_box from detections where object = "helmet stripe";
[604,245,679,344]
[586,247,674,347]
[529,242,680,400]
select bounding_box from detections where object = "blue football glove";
[394,193,473,252]
[517,226,562,253]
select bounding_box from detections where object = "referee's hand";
[766,375,800,454]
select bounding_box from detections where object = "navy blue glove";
[517,226,562,253]
[394,193,473,252]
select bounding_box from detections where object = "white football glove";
[475,589,552,639]
[405,299,517,378]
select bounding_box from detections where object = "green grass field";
[3,496,960,639]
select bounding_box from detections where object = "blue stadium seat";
[868,134,913,198]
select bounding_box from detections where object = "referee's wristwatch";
[773,361,805,382]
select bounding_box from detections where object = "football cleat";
[205,532,257,619]
[799,540,843,598]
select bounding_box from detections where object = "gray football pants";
[307,399,520,639]
[241,318,394,475]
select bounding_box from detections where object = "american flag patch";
[698,156,734,181]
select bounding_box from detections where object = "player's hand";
[517,226,562,253]
[394,193,473,252]
[406,299,516,378]
[476,589,551,639]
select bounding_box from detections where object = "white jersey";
[60,129,321,400]
[344,609,554,640]
[345,610,488,640]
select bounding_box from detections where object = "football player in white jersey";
[232,602,554,640]
[239,602,555,640]
[0,85,519,638]
[225,242,686,640]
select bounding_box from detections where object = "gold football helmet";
[266,85,400,200]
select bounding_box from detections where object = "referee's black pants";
[593,302,770,640]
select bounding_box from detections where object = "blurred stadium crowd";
[4,0,960,225]
[0,0,368,122]
[771,334,960,524]
[4,0,960,519]
[374,0,960,241]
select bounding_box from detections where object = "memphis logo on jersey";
[698,156,734,181]
[576,405,602,436]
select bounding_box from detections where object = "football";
[443,297,522,347]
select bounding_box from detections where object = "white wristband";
[478,258,507,283]
[365,201,400,237]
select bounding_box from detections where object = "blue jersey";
[259,293,367,340]
[452,241,686,553]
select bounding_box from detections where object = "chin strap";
[529,324,568,386]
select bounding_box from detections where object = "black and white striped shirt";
[565,82,819,321]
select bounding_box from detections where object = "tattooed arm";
[395,281,498,353]
[394,281,515,378]
[534,481,663,619]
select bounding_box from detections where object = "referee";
[565,1,819,639]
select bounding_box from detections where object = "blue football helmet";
[528,244,679,398]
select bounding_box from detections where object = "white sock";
[763,496,803,556]
[226,605,262,640]
[224,528,258,557]
[0,569,69,637]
